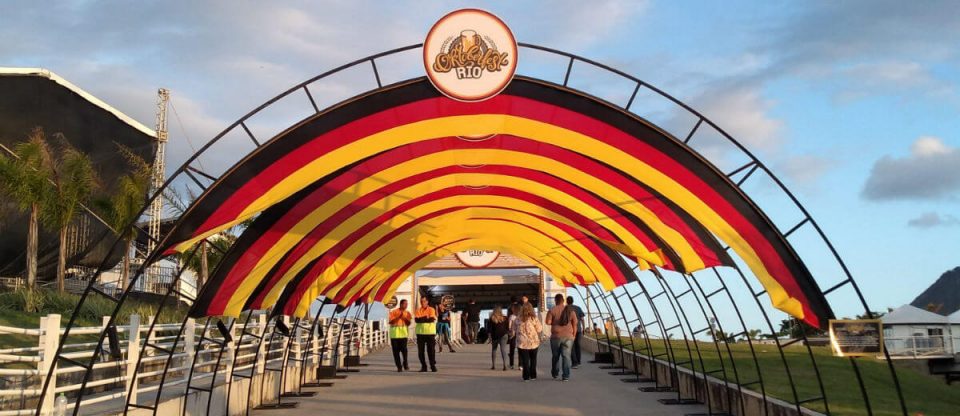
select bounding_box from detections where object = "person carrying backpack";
[545,293,577,381]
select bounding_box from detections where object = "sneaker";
[450,350,456,353]
[572,365,580,369]
[562,378,569,382]
[431,367,438,372]
[522,379,529,382]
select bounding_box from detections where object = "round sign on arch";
[454,249,500,268]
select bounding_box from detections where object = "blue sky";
[1,1,957,316]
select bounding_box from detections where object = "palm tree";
[178,234,234,289]
[95,143,151,291]
[41,135,98,292]
[0,128,55,288]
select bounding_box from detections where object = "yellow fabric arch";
[292,230,610,317]
[184,114,800,320]
[226,168,682,316]
[219,153,713,316]
[294,210,615,309]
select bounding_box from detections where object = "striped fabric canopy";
[169,78,832,328]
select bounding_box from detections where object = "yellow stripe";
[317,210,614,305]
[191,114,800,321]
[223,166,687,316]
[292,235,608,317]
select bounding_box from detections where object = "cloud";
[833,60,955,102]
[693,84,783,151]
[755,2,960,101]
[907,212,960,228]
[774,154,836,188]
[862,137,960,200]
[509,0,649,49]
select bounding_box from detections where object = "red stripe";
[227,133,731,313]
[194,94,811,325]
[238,160,685,312]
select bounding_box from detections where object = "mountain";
[910,266,960,316]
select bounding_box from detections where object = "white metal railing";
[0,313,388,416]
[884,335,957,358]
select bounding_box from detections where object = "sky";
[1,1,958,317]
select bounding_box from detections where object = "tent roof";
[0,67,156,137]
[883,304,949,325]
[950,309,960,323]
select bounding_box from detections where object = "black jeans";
[390,338,408,370]
[508,336,516,366]
[518,347,539,380]
[572,331,582,366]
[416,334,437,370]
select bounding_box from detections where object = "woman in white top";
[516,303,543,381]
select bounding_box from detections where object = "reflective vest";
[415,306,437,335]
[388,310,411,339]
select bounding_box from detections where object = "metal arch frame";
[36,42,908,416]
[611,278,684,394]
[648,268,723,409]
[582,281,688,399]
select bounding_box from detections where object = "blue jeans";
[550,337,574,379]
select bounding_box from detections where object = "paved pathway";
[260,342,708,415]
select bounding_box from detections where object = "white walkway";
[255,342,708,415]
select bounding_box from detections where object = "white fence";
[884,334,960,359]
[0,313,388,416]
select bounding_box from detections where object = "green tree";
[0,128,55,288]
[177,234,234,290]
[778,318,826,339]
[41,135,98,292]
[95,144,151,291]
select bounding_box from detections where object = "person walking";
[545,293,577,381]
[414,297,438,372]
[507,303,520,369]
[566,296,585,368]
[464,299,481,344]
[388,299,412,372]
[436,303,456,353]
[516,302,542,381]
[487,305,510,370]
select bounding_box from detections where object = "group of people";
[389,293,585,383]
[387,297,442,373]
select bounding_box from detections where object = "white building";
[882,304,957,359]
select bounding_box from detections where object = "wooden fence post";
[38,314,61,416]
[183,318,195,380]
[125,314,140,406]
[255,314,267,375]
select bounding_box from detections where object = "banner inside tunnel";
[167,77,832,328]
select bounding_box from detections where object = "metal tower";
[147,88,169,267]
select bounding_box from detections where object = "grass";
[596,335,960,416]
[0,287,188,349]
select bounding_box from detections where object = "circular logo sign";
[423,9,518,102]
[455,249,500,268]
[441,295,455,309]
[384,296,398,309]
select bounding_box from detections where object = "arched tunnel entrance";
[35,10,914,416]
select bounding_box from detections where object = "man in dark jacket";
[567,296,585,368]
